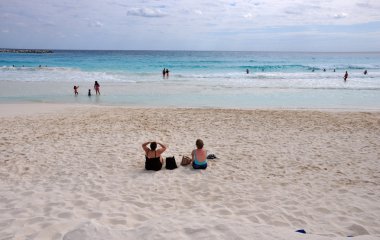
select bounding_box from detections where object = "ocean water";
[1,50,379,109]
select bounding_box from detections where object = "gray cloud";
[127,8,167,18]
[88,21,104,28]
[333,13,348,19]
[284,9,302,15]
[357,3,370,8]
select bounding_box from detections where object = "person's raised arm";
[142,142,150,153]
[156,142,167,154]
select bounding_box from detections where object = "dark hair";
[196,139,204,149]
[150,142,157,150]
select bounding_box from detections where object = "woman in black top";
[142,141,167,171]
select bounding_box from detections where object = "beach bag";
[181,156,192,166]
[165,156,177,170]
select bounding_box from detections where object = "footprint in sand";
[108,218,126,225]
[131,201,149,208]
[26,216,45,224]
[184,227,207,235]
[10,208,28,217]
[57,212,73,219]
[21,191,34,196]
[0,219,14,230]
[131,214,148,221]
[254,197,270,202]
[247,215,260,223]
[315,207,331,214]
[347,223,370,236]
[216,208,232,216]
[73,200,86,206]
[87,212,102,219]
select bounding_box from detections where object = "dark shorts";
[192,162,207,169]
[145,158,162,171]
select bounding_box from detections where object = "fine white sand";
[0,103,379,240]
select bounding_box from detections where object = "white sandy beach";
[0,103,379,240]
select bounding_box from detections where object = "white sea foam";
[0,66,137,83]
[2,66,379,91]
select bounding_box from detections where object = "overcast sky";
[1,0,380,51]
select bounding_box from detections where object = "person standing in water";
[246,69,249,74]
[165,69,170,79]
[73,85,79,95]
[343,71,348,82]
[94,81,100,95]
[162,68,166,78]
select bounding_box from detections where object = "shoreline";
[1,102,380,118]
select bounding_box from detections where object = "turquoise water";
[1,50,380,109]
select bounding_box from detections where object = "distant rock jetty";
[0,49,53,54]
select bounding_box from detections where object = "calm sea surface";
[1,50,379,109]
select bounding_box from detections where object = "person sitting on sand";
[142,141,167,171]
[191,139,208,169]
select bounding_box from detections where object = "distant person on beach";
[88,89,91,96]
[344,71,348,82]
[334,69,336,72]
[323,68,326,72]
[142,141,167,171]
[312,68,315,72]
[191,139,208,170]
[162,68,166,78]
[94,81,100,95]
[165,69,169,78]
[73,85,79,95]
[364,70,368,75]
[246,69,249,74]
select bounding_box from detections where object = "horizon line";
[1,47,380,54]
